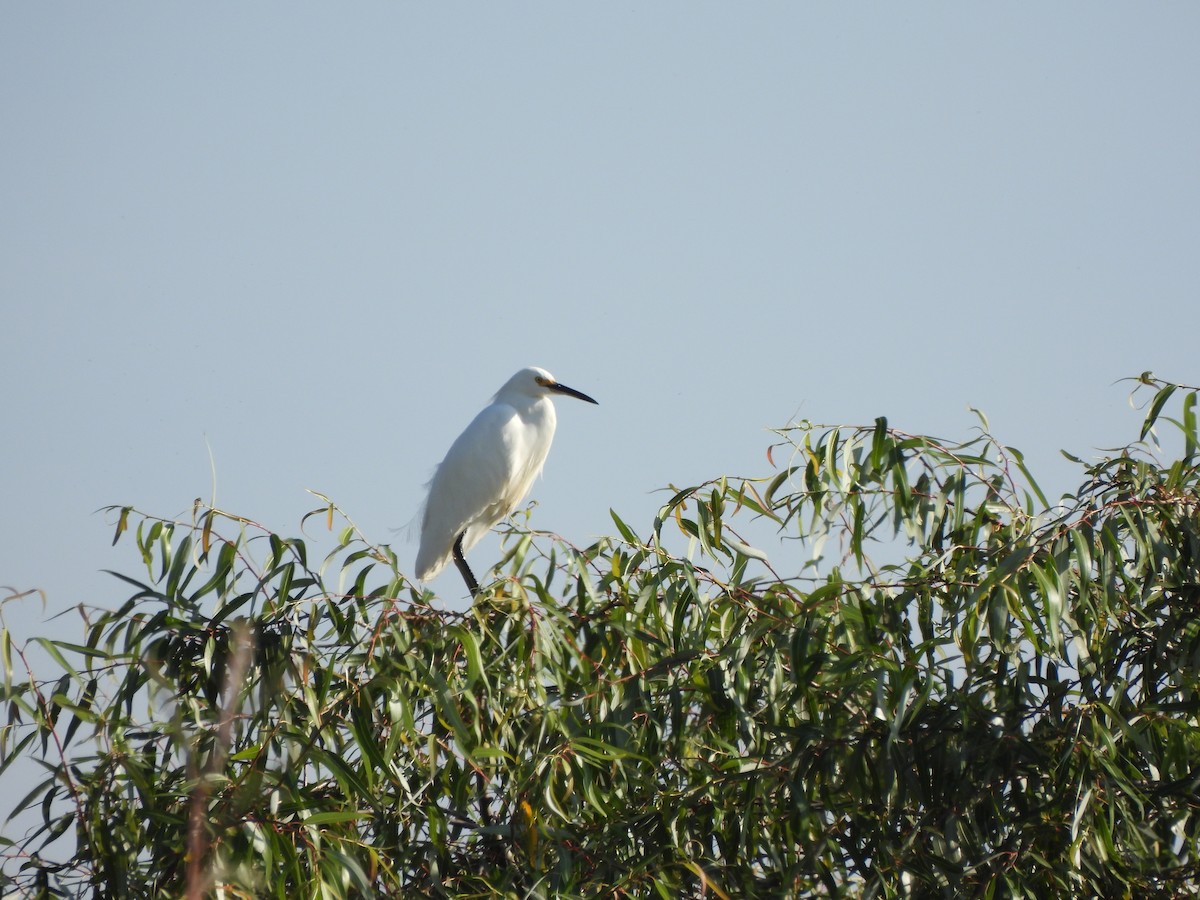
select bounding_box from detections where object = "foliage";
[3,374,1200,898]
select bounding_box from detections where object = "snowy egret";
[415,366,598,596]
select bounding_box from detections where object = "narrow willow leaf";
[1183,390,1197,459]
[722,533,768,563]
[303,809,372,825]
[1006,445,1049,510]
[31,639,80,681]
[201,509,214,555]
[1140,383,1176,440]
[609,509,639,544]
[112,506,131,546]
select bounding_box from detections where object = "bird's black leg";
[452,532,479,597]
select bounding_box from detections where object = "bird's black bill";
[550,382,599,405]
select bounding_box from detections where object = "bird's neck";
[518,396,556,429]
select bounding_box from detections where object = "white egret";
[415,366,598,595]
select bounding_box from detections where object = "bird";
[415,366,598,596]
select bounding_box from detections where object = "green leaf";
[303,809,372,825]
[610,509,639,544]
[111,506,131,546]
[1140,382,1176,440]
[1183,390,1197,459]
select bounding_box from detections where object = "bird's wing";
[415,402,520,580]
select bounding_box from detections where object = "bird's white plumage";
[415,366,596,583]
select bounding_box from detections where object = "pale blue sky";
[3,5,1198,633]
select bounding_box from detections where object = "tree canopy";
[3,375,1200,898]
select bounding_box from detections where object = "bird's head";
[503,367,599,405]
